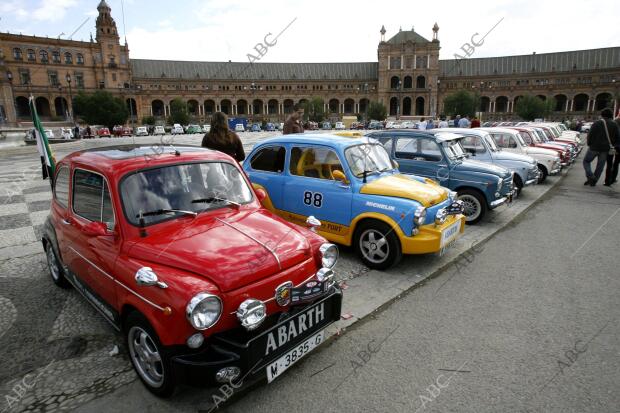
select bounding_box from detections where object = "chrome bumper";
[550,168,561,175]
[525,178,538,186]
[489,189,516,208]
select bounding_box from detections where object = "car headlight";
[497,176,503,191]
[435,208,448,225]
[186,293,222,330]
[236,298,266,331]
[413,206,427,226]
[319,243,338,268]
[448,190,458,200]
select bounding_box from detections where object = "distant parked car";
[135,126,148,136]
[97,127,111,138]
[265,123,276,131]
[171,124,184,135]
[321,121,332,130]
[400,121,416,129]
[202,124,211,133]
[368,121,383,130]
[335,122,345,130]
[45,129,55,139]
[186,125,202,134]
[60,128,73,139]
[234,124,246,132]
[153,125,165,135]
[250,124,261,132]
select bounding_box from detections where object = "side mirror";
[392,160,399,169]
[255,188,267,202]
[306,215,321,232]
[332,170,349,184]
[82,221,110,236]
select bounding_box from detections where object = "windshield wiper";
[191,197,240,209]
[137,209,198,218]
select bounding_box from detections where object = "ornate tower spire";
[432,22,439,41]
[380,25,386,42]
[96,0,119,41]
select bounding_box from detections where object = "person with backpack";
[583,108,619,186]
[603,112,620,186]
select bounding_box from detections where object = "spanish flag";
[29,96,56,186]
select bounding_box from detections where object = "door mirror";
[255,188,267,202]
[332,170,349,184]
[82,221,110,236]
[392,160,399,169]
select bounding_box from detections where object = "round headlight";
[435,208,448,225]
[497,176,503,191]
[236,299,266,331]
[413,206,426,226]
[319,243,338,268]
[186,293,222,330]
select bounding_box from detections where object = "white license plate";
[440,220,461,247]
[266,330,325,383]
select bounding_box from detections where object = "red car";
[511,127,571,166]
[42,145,342,396]
[96,127,111,138]
[113,125,133,137]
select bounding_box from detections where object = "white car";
[202,124,211,133]
[45,129,55,139]
[234,124,245,132]
[171,124,184,135]
[135,126,149,136]
[400,121,416,129]
[335,122,345,130]
[482,127,561,182]
[60,128,73,139]
[154,125,165,135]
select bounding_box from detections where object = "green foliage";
[73,91,129,128]
[168,98,189,125]
[302,97,325,123]
[367,101,387,121]
[515,95,555,121]
[141,115,155,125]
[442,90,478,118]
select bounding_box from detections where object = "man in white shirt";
[458,115,471,128]
[438,117,449,128]
[418,117,427,130]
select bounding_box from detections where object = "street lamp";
[65,73,73,123]
[6,71,13,82]
[396,80,402,120]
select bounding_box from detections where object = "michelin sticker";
[365,201,395,212]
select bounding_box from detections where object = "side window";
[394,137,419,160]
[250,146,285,173]
[508,136,518,148]
[54,167,70,208]
[491,133,508,149]
[73,169,115,229]
[520,132,532,145]
[419,139,443,162]
[460,136,486,154]
[289,146,343,180]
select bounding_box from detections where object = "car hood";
[524,146,559,158]
[127,210,312,292]
[360,174,448,207]
[492,150,535,164]
[457,159,511,177]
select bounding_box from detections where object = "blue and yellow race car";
[243,134,466,269]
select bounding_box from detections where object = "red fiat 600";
[42,145,342,396]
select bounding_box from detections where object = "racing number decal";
[303,191,323,208]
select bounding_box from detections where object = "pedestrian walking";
[283,104,305,135]
[471,117,481,128]
[201,111,245,162]
[426,118,435,130]
[603,113,620,186]
[458,115,470,128]
[583,108,618,186]
[438,117,449,128]
[418,117,427,130]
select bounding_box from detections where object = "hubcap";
[458,195,481,222]
[359,229,389,264]
[46,247,60,281]
[128,326,164,388]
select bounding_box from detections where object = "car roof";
[61,144,232,177]
[254,133,377,149]
[478,127,519,135]
[432,128,489,137]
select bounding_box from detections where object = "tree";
[442,90,478,118]
[73,91,128,128]
[515,95,552,121]
[168,98,189,125]
[301,97,325,122]
[141,115,155,125]
[367,101,387,121]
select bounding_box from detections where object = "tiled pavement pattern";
[0,134,276,412]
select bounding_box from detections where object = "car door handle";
[62,218,72,225]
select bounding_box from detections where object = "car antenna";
[138,210,148,237]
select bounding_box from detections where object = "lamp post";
[65,73,73,123]
[396,80,402,120]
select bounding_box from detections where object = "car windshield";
[345,144,394,177]
[444,140,466,160]
[483,135,499,151]
[513,132,526,146]
[121,162,253,226]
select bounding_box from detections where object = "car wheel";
[513,175,523,197]
[126,312,176,397]
[457,189,487,225]
[537,164,548,184]
[354,220,402,270]
[45,242,70,288]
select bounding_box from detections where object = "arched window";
[52,51,61,63]
[76,53,84,65]
[416,76,426,89]
[13,48,22,60]
[39,50,49,62]
[64,52,73,64]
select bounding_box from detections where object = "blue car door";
[283,145,352,226]
[244,145,287,209]
[390,135,450,185]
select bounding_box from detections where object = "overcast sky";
[2,0,619,63]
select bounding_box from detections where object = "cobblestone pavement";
[0,132,371,412]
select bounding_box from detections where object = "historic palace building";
[1,1,619,127]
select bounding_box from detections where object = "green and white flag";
[29,96,56,185]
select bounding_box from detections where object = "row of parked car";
[40,119,582,397]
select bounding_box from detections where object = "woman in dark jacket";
[201,112,245,162]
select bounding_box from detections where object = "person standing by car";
[418,118,427,130]
[471,117,481,128]
[583,108,618,186]
[603,113,620,186]
[438,117,449,128]
[283,104,305,135]
[458,115,471,128]
[201,112,245,162]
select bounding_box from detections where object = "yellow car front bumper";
[400,214,466,254]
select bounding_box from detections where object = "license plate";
[266,330,325,383]
[440,220,461,247]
